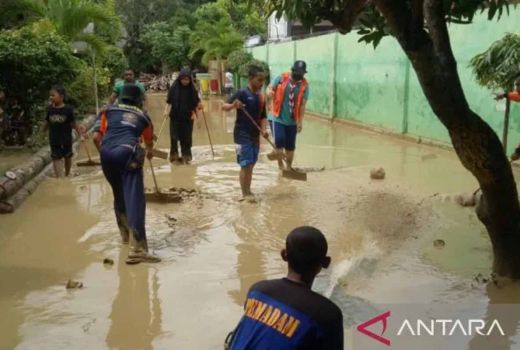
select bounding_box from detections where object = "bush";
[101,46,129,83]
[0,24,78,120]
[228,49,270,83]
[227,49,253,73]
[65,60,111,115]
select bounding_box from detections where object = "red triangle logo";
[357,311,392,346]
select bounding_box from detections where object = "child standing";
[222,66,268,202]
[45,86,82,177]
[164,68,201,164]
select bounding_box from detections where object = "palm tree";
[0,0,113,53]
[190,17,244,65]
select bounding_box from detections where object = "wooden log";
[0,166,49,213]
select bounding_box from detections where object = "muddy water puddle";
[1,94,520,349]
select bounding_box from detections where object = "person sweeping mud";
[44,86,84,177]
[222,66,268,202]
[496,77,520,160]
[164,68,201,164]
[267,61,310,170]
[97,83,160,264]
[226,226,343,349]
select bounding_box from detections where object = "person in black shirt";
[44,86,83,177]
[164,68,201,164]
[228,226,344,350]
[222,66,268,202]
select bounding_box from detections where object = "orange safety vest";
[508,91,520,102]
[270,72,308,122]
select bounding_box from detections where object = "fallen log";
[0,165,50,213]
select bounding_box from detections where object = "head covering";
[120,83,143,106]
[291,60,307,74]
[167,68,199,119]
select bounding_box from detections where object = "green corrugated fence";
[250,10,520,153]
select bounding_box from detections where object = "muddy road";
[1,94,519,349]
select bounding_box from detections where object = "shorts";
[50,143,73,160]
[270,120,297,151]
[236,143,259,167]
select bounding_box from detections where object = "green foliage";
[227,49,269,81]
[245,59,270,82]
[470,33,520,91]
[0,25,79,119]
[191,15,244,65]
[0,0,45,29]
[66,60,111,114]
[1,0,119,59]
[116,0,196,72]
[227,50,254,73]
[100,46,129,82]
[142,22,192,70]
[263,0,514,48]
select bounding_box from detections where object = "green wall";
[252,10,520,153]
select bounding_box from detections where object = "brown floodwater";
[1,94,520,349]
[0,150,33,174]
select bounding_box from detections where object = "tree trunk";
[375,0,520,278]
[502,98,511,149]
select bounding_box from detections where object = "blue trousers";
[100,145,146,242]
[269,120,297,151]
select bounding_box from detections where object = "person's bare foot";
[239,194,257,203]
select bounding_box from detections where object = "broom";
[239,107,307,181]
[76,140,101,166]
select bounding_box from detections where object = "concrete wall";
[252,10,520,153]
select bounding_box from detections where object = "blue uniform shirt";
[228,87,266,145]
[230,279,343,350]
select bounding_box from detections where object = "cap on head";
[285,226,328,274]
[120,83,143,106]
[291,60,307,74]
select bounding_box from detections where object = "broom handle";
[148,158,160,193]
[156,114,168,145]
[201,109,215,158]
[83,139,93,161]
[239,106,277,150]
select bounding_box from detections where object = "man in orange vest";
[496,77,520,160]
[267,61,310,170]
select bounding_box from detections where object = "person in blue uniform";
[228,226,344,349]
[97,83,160,265]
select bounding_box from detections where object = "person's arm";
[93,112,107,152]
[141,121,155,159]
[43,108,50,133]
[298,86,310,133]
[260,101,268,137]
[222,91,243,111]
[297,99,307,133]
[164,86,174,117]
[266,75,281,101]
[109,82,120,105]
[164,103,172,117]
[68,107,84,139]
[508,91,520,102]
[108,92,118,105]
